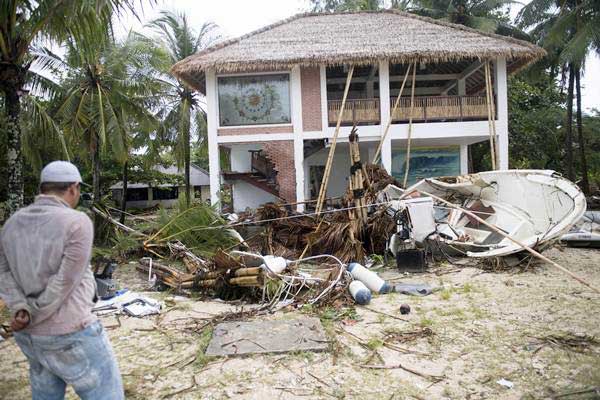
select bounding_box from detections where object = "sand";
[1,246,599,399]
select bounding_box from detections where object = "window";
[152,186,179,200]
[392,147,460,186]
[126,188,149,201]
[218,74,291,126]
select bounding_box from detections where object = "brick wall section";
[263,140,296,203]
[301,67,322,132]
[218,125,293,136]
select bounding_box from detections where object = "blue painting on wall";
[391,147,460,185]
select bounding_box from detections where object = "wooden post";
[402,61,418,188]
[484,61,497,170]
[373,63,412,165]
[315,66,355,217]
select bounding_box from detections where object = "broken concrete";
[205,317,329,356]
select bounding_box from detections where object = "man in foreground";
[0,161,124,400]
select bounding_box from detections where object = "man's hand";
[10,310,30,332]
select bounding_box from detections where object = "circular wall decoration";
[235,85,277,121]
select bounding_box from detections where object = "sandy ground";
[1,246,599,399]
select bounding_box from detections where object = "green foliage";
[153,201,238,257]
[507,76,565,170]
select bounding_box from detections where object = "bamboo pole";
[315,66,355,217]
[402,61,418,188]
[416,189,600,294]
[373,63,412,164]
[484,61,497,170]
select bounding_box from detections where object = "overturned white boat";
[383,170,587,258]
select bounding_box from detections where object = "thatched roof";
[171,10,545,92]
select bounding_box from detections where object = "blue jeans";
[13,321,124,400]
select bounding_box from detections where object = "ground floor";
[217,133,503,213]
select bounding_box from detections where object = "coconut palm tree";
[0,0,141,217]
[518,0,599,192]
[36,29,163,235]
[148,10,219,206]
[411,0,530,38]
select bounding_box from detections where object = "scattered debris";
[497,378,514,389]
[93,290,162,317]
[531,332,600,354]
[382,327,433,343]
[349,281,371,305]
[394,283,436,296]
[561,211,600,248]
[399,304,411,315]
[205,317,329,356]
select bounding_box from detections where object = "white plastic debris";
[93,290,162,317]
[261,255,288,274]
[496,378,514,389]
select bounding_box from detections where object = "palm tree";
[148,10,219,206]
[0,0,140,217]
[38,29,162,233]
[518,0,599,192]
[411,0,530,38]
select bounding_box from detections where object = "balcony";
[391,95,493,122]
[327,95,494,126]
[328,99,380,126]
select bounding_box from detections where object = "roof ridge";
[171,9,541,76]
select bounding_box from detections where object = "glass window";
[152,186,179,200]
[392,147,460,186]
[218,74,291,126]
[126,188,149,201]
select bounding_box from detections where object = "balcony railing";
[391,95,493,122]
[326,95,494,126]
[328,99,380,126]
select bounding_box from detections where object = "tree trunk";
[575,68,590,195]
[91,132,102,238]
[119,160,128,224]
[4,88,24,218]
[565,65,575,182]
[185,129,191,207]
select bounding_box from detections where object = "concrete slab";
[205,317,329,356]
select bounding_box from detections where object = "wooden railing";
[327,99,380,126]
[391,95,494,122]
[326,95,495,126]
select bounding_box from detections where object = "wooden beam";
[328,73,460,85]
[441,61,483,95]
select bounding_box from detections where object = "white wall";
[304,143,373,199]
[230,143,263,172]
[233,181,280,212]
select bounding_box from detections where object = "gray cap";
[40,161,83,184]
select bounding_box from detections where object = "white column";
[319,65,328,133]
[378,60,392,173]
[206,69,221,206]
[495,58,509,170]
[460,144,469,174]
[457,79,466,96]
[291,66,305,212]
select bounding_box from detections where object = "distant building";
[110,164,210,209]
[171,10,545,213]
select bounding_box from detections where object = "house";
[171,10,544,213]
[110,164,210,209]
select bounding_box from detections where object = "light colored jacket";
[0,195,97,335]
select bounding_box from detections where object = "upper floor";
[206,59,503,141]
[172,10,545,142]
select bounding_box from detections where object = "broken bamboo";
[416,189,600,294]
[402,61,418,188]
[315,66,355,217]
